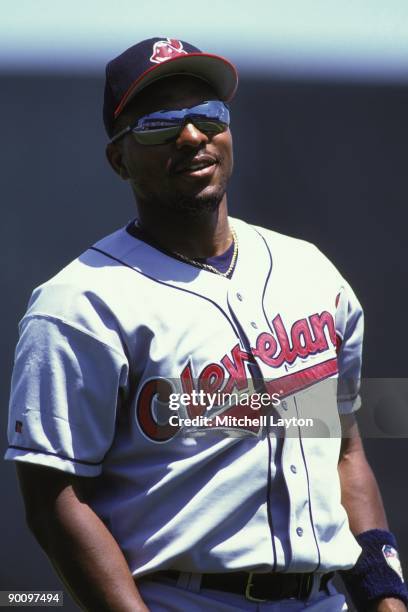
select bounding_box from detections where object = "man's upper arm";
[16,462,74,551]
[339,412,364,460]
[16,463,96,532]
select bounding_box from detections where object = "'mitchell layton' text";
[167,391,314,429]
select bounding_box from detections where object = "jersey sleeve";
[335,279,364,414]
[5,314,129,476]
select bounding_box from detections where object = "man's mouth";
[173,155,218,177]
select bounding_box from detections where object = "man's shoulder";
[233,217,347,290]
[23,223,142,322]
[235,217,332,262]
[234,216,308,244]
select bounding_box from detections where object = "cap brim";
[114,53,238,118]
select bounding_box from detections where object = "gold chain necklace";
[134,221,238,278]
[173,227,238,278]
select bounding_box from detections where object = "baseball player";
[5,37,408,612]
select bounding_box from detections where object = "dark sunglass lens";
[133,126,180,145]
[194,120,227,134]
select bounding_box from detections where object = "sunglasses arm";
[110,125,132,144]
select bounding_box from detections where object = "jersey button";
[236,292,243,301]
[251,322,258,329]
[281,400,288,410]
[296,527,304,537]
[290,464,297,474]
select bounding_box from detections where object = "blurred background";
[1,1,407,609]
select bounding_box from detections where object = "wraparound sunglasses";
[110,100,230,145]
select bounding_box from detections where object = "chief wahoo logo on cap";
[150,38,188,64]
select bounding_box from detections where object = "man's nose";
[175,122,208,148]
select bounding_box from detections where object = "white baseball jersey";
[5,217,363,577]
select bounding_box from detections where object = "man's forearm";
[338,440,388,534]
[42,488,148,611]
[18,465,148,612]
[338,416,407,611]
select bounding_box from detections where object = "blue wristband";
[340,529,408,610]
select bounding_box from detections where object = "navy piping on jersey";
[89,246,240,339]
[246,226,278,568]
[254,228,321,570]
[225,310,278,569]
[252,227,275,333]
[293,395,322,571]
[126,220,237,277]
[7,445,102,466]
[266,428,278,572]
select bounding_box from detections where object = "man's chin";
[168,186,225,216]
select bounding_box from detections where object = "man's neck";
[135,196,232,259]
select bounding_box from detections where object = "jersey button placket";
[226,287,260,347]
[281,435,318,567]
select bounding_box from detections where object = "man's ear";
[105,143,130,180]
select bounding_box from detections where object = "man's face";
[110,75,234,215]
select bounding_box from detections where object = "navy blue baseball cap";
[103,37,238,137]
